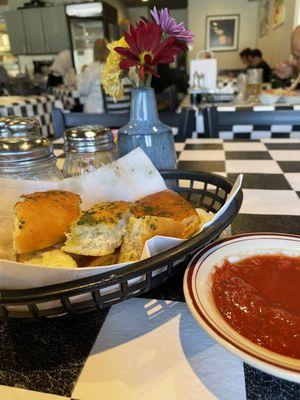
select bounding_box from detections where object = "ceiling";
[121,0,187,9]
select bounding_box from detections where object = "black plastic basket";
[0,170,243,320]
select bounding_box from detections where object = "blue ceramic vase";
[117,87,177,170]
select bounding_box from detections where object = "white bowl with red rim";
[183,233,300,383]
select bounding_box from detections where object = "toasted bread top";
[14,190,81,254]
[74,201,134,228]
[15,190,81,225]
[134,190,199,222]
[15,190,81,212]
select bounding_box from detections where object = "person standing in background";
[273,25,300,86]
[249,49,271,82]
[47,49,73,88]
[77,38,108,113]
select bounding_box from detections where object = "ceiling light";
[141,0,149,2]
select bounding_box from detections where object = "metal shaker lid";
[0,137,56,172]
[0,116,41,139]
[63,125,114,153]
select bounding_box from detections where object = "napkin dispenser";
[190,58,217,91]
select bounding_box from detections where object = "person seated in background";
[47,49,73,88]
[239,47,252,69]
[77,38,108,113]
[273,25,300,87]
[249,49,272,82]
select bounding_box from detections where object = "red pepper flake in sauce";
[212,254,300,359]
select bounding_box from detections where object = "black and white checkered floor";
[1,138,300,400]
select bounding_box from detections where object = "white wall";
[295,0,300,26]
[128,6,148,24]
[169,8,188,28]
[256,0,296,67]
[128,7,187,27]
[188,0,259,70]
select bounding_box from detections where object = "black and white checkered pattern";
[217,105,300,140]
[53,85,132,114]
[196,104,300,139]
[103,84,131,113]
[52,87,82,110]
[177,139,300,227]
[0,95,63,137]
[1,138,300,400]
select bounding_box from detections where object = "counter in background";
[0,95,63,137]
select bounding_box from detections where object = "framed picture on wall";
[273,0,286,29]
[259,0,270,37]
[205,15,240,52]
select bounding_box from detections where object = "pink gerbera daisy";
[150,6,193,43]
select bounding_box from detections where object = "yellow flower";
[102,37,128,102]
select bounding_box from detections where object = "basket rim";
[0,170,243,304]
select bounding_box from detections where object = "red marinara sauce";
[212,254,300,359]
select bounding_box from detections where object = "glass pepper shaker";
[62,125,116,177]
[0,137,63,181]
[0,116,41,139]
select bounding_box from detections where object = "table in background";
[1,138,300,399]
[0,95,63,137]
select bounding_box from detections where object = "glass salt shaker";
[0,137,63,181]
[0,116,41,139]
[63,125,116,177]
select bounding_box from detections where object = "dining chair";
[160,107,195,141]
[52,108,129,138]
[156,85,178,112]
[203,105,300,139]
[102,83,132,114]
[51,107,195,142]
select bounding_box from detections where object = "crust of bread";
[119,190,201,262]
[134,190,200,238]
[14,190,81,254]
[72,250,120,268]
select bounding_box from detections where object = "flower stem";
[140,73,152,87]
